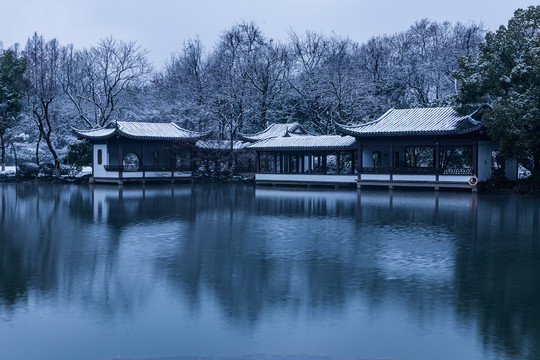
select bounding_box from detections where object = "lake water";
[0,182,539,360]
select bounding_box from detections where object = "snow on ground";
[0,166,16,175]
[0,166,92,178]
[79,166,92,177]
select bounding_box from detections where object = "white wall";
[256,174,357,184]
[505,158,518,181]
[393,174,436,181]
[362,145,390,167]
[478,141,496,181]
[478,140,518,181]
[93,144,108,178]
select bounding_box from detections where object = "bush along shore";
[0,163,255,184]
[0,163,92,183]
[479,170,540,195]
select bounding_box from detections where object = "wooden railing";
[361,167,474,175]
[104,165,193,172]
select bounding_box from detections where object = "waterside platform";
[255,173,477,191]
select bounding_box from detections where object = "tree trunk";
[35,131,42,166]
[44,135,61,177]
[33,102,61,177]
[38,121,61,177]
[0,136,5,172]
[10,141,17,175]
[54,158,61,177]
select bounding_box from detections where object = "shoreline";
[2,166,538,194]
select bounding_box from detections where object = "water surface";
[1,183,539,360]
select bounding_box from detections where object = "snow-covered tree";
[391,19,484,107]
[454,5,540,177]
[207,22,265,148]
[24,33,66,174]
[159,38,211,129]
[288,32,371,133]
[0,49,27,171]
[60,37,152,129]
[244,39,290,131]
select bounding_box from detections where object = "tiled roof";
[238,123,309,142]
[73,121,211,141]
[248,135,356,151]
[335,107,483,137]
[195,140,250,150]
[72,127,116,140]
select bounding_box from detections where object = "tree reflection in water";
[0,183,539,360]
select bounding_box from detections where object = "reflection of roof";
[195,140,250,151]
[238,123,310,142]
[335,107,483,136]
[73,121,211,141]
[248,135,356,151]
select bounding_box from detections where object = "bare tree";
[391,19,485,107]
[288,31,331,133]
[244,40,290,130]
[160,38,210,130]
[289,32,366,133]
[61,37,152,128]
[208,21,264,149]
[24,33,64,175]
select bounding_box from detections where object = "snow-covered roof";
[248,135,356,151]
[73,121,211,141]
[238,123,310,142]
[335,107,483,137]
[73,127,116,140]
[195,140,250,151]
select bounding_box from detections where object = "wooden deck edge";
[255,180,356,188]
[92,177,193,184]
[358,180,474,189]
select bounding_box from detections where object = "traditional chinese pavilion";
[334,107,517,190]
[74,121,211,184]
[76,108,516,190]
[239,121,358,186]
[238,122,310,142]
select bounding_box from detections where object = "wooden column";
[435,141,440,182]
[351,150,355,175]
[118,138,123,181]
[170,147,175,178]
[389,140,394,181]
[322,154,327,174]
[308,154,312,174]
[279,152,283,173]
[358,143,363,181]
[256,152,261,173]
[472,139,478,177]
[141,141,146,179]
[289,154,293,173]
[190,147,196,173]
[274,152,277,174]
[336,152,341,175]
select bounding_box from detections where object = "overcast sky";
[0,0,536,68]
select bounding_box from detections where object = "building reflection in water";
[0,183,539,359]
